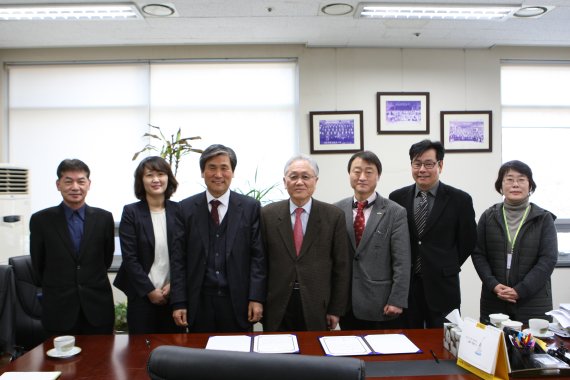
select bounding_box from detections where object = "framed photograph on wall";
[377,92,430,134]
[440,111,492,153]
[309,110,363,154]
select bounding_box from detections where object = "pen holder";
[517,346,532,357]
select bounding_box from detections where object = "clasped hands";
[494,284,519,303]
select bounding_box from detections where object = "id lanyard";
[502,205,530,270]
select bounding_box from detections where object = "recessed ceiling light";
[0,3,142,21]
[513,6,548,18]
[141,3,176,17]
[356,2,520,21]
[322,3,354,16]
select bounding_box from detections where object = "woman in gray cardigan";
[472,160,558,324]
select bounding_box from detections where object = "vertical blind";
[8,60,297,219]
[501,61,570,219]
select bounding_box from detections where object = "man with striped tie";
[389,140,477,328]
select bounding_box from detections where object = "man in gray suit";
[335,151,411,330]
[261,154,350,331]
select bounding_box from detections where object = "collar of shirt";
[289,198,312,216]
[352,192,378,208]
[62,202,86,221]
[206,189,230,223]
[414,182,439,198]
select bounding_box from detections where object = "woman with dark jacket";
[472,160,558,324]
[114,156,184,334]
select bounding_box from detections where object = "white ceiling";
[0,0,569,49]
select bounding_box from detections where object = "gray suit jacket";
[261,199,350,331]
[335,193,411,321]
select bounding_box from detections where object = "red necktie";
[293,208,304,256]
[354,201,367,247]
[210,200,221,226]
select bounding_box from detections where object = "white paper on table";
[205,335,252,352]
[319,335,372,356]
[363,333,421,354]
[560,303,570,312]
[546,309,570,328]
[0,372,61,380]
[253,334,299,354]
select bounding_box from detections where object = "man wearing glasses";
[261,154,350,331]
[389,140,476,328]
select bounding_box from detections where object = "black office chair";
[8,255,48,351]
[147,345,365,380]
[0,265,15,357]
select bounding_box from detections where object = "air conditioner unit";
[0,164,30,264]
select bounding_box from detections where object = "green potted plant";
[132,124,203,175]
[114,302,128,333]
[235,167,282,205]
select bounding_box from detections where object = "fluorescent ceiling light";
[0,3,143,21]
[356,2,520,21]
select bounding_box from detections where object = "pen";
[430,349,440,364]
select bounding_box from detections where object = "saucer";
[46,346,81,358]
[522,328,554,339]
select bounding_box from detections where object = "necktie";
[413,191,429,274]
[210,200,221,226]
[69,211,83,255]
[293,208,304,256]
[354,200,368,247]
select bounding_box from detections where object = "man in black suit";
[30,159,115,335]
[170,144,266,332]
[389,140,476,328]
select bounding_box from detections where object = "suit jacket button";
[418,241,422,245]
[76,265,81,270]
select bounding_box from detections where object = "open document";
[205,334,299,354]
[319,334,421,356]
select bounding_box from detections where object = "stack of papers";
[546,303,570,328]
[319,334,421,357]
[205,334,299,354]
[0,373,61,380]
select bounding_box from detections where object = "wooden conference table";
[1,328,566,380]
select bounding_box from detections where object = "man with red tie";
[170,144,266,333]
[335,151,411,330]
[261,154,350,332]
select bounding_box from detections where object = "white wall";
[1,45,568,317]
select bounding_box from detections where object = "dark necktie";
[210,200,221,226]
[413,191,429,274]
[69,210,83,255]
[354,200,368,247]
[293,208,304,256]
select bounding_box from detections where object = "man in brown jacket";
[261,154,350,331]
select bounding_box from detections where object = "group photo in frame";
[377,92,430,134]
[309,110,363,154]
[440,111,492,153]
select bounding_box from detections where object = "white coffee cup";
[528,318,549,335]
[489,313,509,327]
[502,320,523,331]
[53,335,75,354]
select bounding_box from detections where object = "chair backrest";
[0,265,15,356]
[147,345,365,380]
[8,255,47,351]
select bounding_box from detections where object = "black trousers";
[48,307,113,336]
[340,307,405,330]
[127,295,182,334]
[403,274,447,328]
[278,289,307,332]
[191,293,249,333]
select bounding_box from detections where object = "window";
[8,60,297,268]
[501,61,570,266]
[8,60,297,219]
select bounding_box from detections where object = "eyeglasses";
[286,174,316,182]
[411,160,439,170]
[503,177,528,186]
